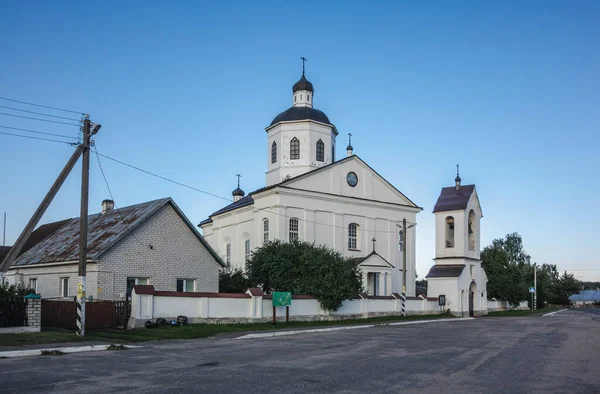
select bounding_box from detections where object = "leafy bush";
[219,268,254,293]
[246,240,363,311]
[0,282,34,303]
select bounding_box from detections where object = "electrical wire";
[0,130,78,146]
[0,112,81,126]
[0,105,82,122]
[0,124,79,140]
[93,144,151,249]
[92,151,415,234]
[0,96,85,115]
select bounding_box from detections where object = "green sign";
[272,292,292,307]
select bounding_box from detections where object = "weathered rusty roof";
[10,198,225,267]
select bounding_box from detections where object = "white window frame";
[263,219,269,244]
[245,239,251,262]
[226,243,231,266]
[60,277,69,298]
[289,218,299,242]
[348,223,359,250]
[177,278,196,292]
[29,278,37,293]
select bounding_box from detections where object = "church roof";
[350,251,394,268]
[232,187,245,197]
[198,155,421,227]
[425,264,465,278]
[269,106,333,127]
[292,74,314,93]
[432,185,475,213]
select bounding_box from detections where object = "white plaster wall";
[6,263,97,299]
[154,296,199,318]
[427,278,460,311]
[208,298,251,318]
[333,299,362,315]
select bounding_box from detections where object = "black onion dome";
[232,187,245,197]
[270,106,332,127]
[292,74,314,93]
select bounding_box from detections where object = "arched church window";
[307,94,310,102]
[226,243,231,267]
[289,218,299,241]
[245,239,251,262]
[263,219,269,244]
[348,223,359,250]
[271,141,277,163]
[445,217,454,248]
[316,139,324,162]
[290,137,300,160]
[331,145,335,162]
[294,95,297,102]
[468,210,476,250]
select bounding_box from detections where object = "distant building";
[569,290,600,306]
[5,198,224,299]
[426,170,488,316]
[198,70,421,296]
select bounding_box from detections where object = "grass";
[485,307,560,317]
[0,314,450,347]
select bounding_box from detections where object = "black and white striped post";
[76,278,86,336]
[402,218,407,317]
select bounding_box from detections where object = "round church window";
[347,172,358,187]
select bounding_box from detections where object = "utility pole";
[402,218,407,317]
[77,116,91,337]
[533,264,537,311]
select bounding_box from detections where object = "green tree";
[548,271,580,305]
[219,268,255,293]
[481,234,529,307]
[246,240,363,311]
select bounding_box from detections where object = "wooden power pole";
[76,117,91,336]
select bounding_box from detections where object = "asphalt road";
[1,309,599,393]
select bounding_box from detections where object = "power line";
[0,105,82,122]
[93,144,151,249]
[94,151,232,202]
[0,112,81,126]
[0,130,78,146]
[0,125,79,140]
[92,151,414,235]
[0,96,84,115]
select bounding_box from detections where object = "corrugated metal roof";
[433,185,475,213]
[569,290,600,302]
[11,198,171,266]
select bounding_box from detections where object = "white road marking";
[542,309,568,317]
[236,317,475,339]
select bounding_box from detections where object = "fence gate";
[42,300,130,330]
[0,298,27,328]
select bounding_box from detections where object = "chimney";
[102,199,114,214]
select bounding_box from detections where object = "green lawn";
[0,314,450,347]
[485,307,560,317]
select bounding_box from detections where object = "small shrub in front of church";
[246,240,363,311]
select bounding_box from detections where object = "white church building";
[199,70,422,297]
[425,171,488,316]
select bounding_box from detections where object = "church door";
[468,291,474,317]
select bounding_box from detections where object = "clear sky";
[1,1,598,280]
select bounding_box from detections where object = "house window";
[271,141,277,163]
[263,219,269,243]
[245,239,251,262]
[29,278,37,293]
[468,210,475,250]
[126,277,149,299]
[348,223,358,250]
[177,279,196,292]
[316,139,324,162]
[289,217,299,241]
[60,277,69,298]
[226,243,231,266]
[290,137,300,160]
[445,216,455,248]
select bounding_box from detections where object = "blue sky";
[1,1,598,280]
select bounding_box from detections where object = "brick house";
[4,198,224,300]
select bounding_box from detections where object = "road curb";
[542,309,568,317]
[0,344,140,359]
[236,317,475,340]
